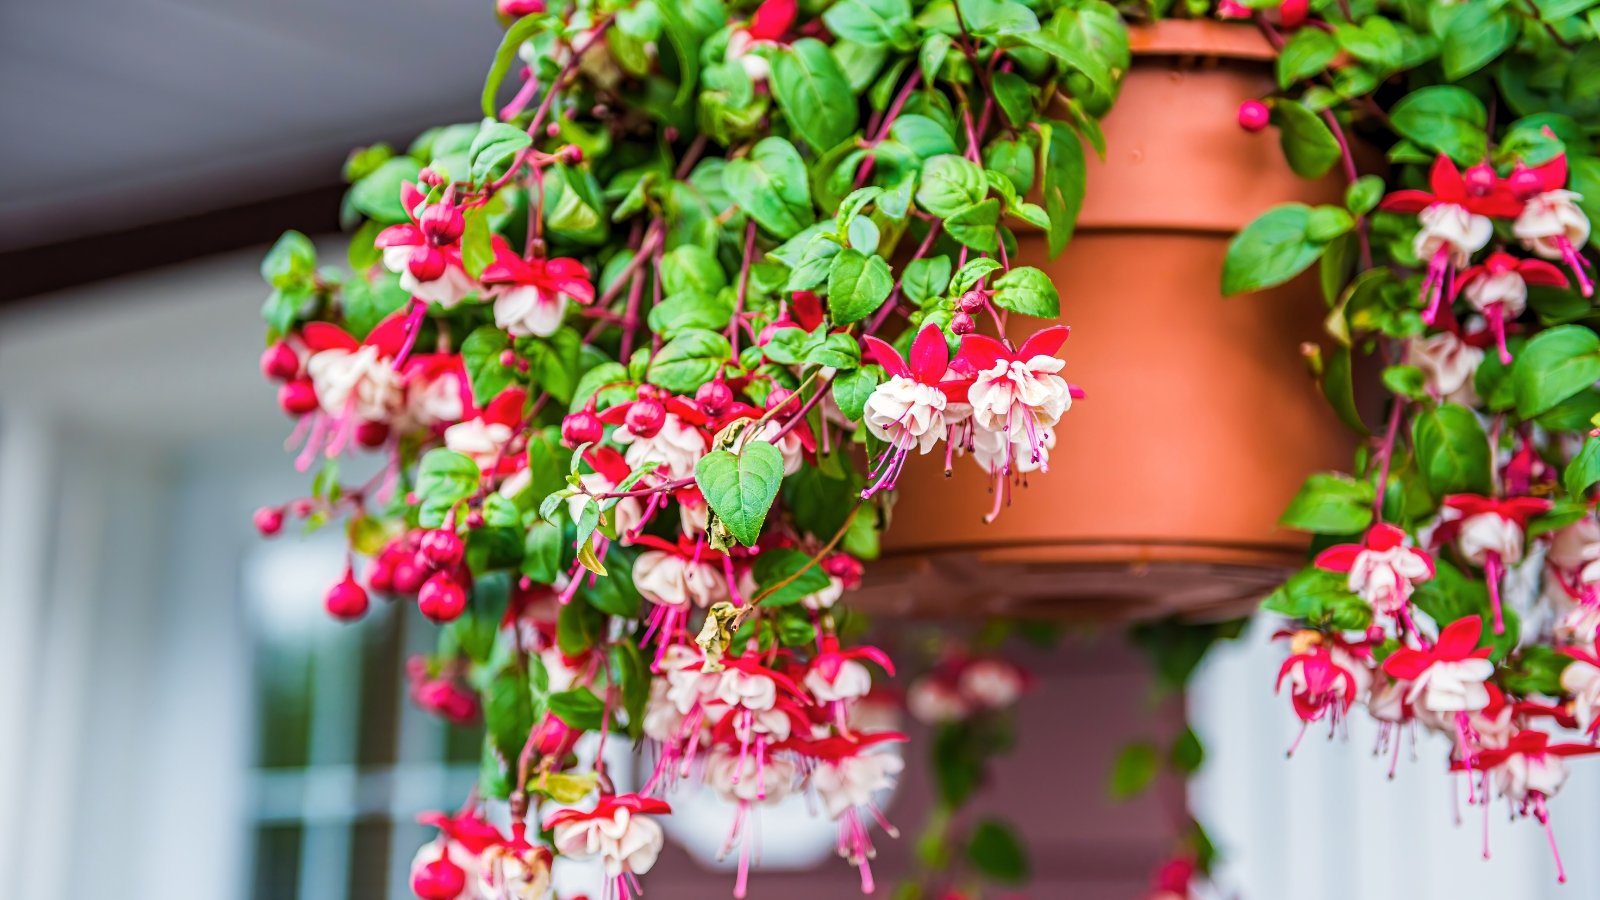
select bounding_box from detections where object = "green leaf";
[1321,344,1368,435]
[1411,403,1491,497]
[1390,86,1488,165]
[828,249,895,324]
[647,329,732,392]
[751,548,833,606]
[1279,472,1374,534]
[1262,567,1356,621]
[968,819,1030,884]
[461,326,514,406]
[1109,742,1159,800]
[1512,325,1600,418]
[1438,4,1517,80]
[889,115,958,159]
[483,665,536,779]
[695,443,786,546]
[724,137,813,238]
[957,0,1039,36]
[1041,121,1087,258]
[261,231,317,286]
[1272,102,1340,179]
[1346,175,1385,217]
[822,0,913,47]
[469,121,533,184]
[1566,438,1600,496]
[902,255,953,305]
[482,13,548,117]
[831,367,880,419]
[916,155,988,217]
[990,266,1060,318]
[992,71,1035,128]
[349,157,423,224]
[943,199,1001,252]
[522,520,564,583]
[460,207,494,279]
[611,641,650,738]
[771,38,859,151]
[549,688,607,731]
[416,449,481,527]
[557,598,605,656]
[1169,726,1204,775]
[951,257,1003,295]
[1222,204,1326,296]
[1277,28,1339,88]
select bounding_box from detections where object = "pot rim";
[1126,19,1276,63]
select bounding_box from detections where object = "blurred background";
[5,2,1600,898]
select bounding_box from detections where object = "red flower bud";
[418,167,446,188]
[822,553,864,587]
[564,144,584,164]
[696,380,734,417]
[419,204,466,245]
[1464,163,1497,198]
[289,499,315,518]
[957,291,984,313]
[408,245,449,282]
[278,379,319,416]
[391,558,427,595]
[1511,167,1544,201]
[367,555,396,594]
[1237,100,1269,133]
[418,572,468,622]
[324,571,370,621]
[951,311,975,335]
[465,510,486,529]
[625,398,666,438]
[562,410,604,446]
[420,528,465,568]
[253,506,285,536]
[748,0,796,40]
[259,342,300,382]
[355,420,390,448]
[412,854,467,900]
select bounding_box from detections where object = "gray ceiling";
[0,0,506,252]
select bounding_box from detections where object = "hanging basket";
[859,20,1358,622]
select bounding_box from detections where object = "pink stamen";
[1558,236,1594,298]
[393,298,427,369]
[1485,551,1505,635]
[1487,304,1512,365]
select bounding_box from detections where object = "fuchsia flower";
[726,0,796,81]
[1510,153,1594,296]
[546,794,671,899]
[1559,645,1600,739]
[293,313,411,468]
[444,386,527,474]
[789,732,907,895]
[1452,729,1600,882]
[632,534,730,659]
[1455,251,1569,363]
[480,236,595,338]
[1275,632,1370,745]
[1406,325,1487,406]
[375,183,478,310]
[806,637,894,731]
[1380,155,1524,324]
[1436,494,1552,633]
[954,326,1075,462]
[1314,523,1435,624]
[1383,617,1494,714]
[860,324,970,499]
[409,810,506,900]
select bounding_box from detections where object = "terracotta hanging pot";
[860,20,1358,622]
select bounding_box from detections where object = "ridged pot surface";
[861,21,1357,621]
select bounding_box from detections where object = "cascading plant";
[252,0,1118,896]
[1227,0,1600,884]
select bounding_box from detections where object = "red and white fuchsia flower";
[1275,631,1371,744]
[1456,251,1570,363]
[1315,524,1434,622]
[1406,328,1485,406]
[1510,154,1594,296]
[860,324,968,496]
[546,794,669,899]
[1380,155,1524,323]
[376,185,479,310]
[481,237,596,337]
[1436,494,1551,633]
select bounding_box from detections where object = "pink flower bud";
[1237,100,1269,133]
[419,204,466,245]
[408,245,448,282]
[325,571,370,621]
[420,528,465,568]
[951,311,975,334]
[546,123,560,138]
[465,510,485,529]
[278,379,319,416]
[499,349,516,367]
[957,291,984,313]
[822,553,863,587]
[411,855,467,900]
[259,341,300,382]
[625,398,666,438]
[418,167,446,188]
[253,506,285,536]
[367,555,396,593]
[562,410,604,446]
[391,558,427,595]
[1464,163,1496,198]
[1511,167,1544,201]
[418,572,468,622]
[355,420,390,448]
[289,499,315,518]
[696,380,734,417]
[564,144,584,164]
